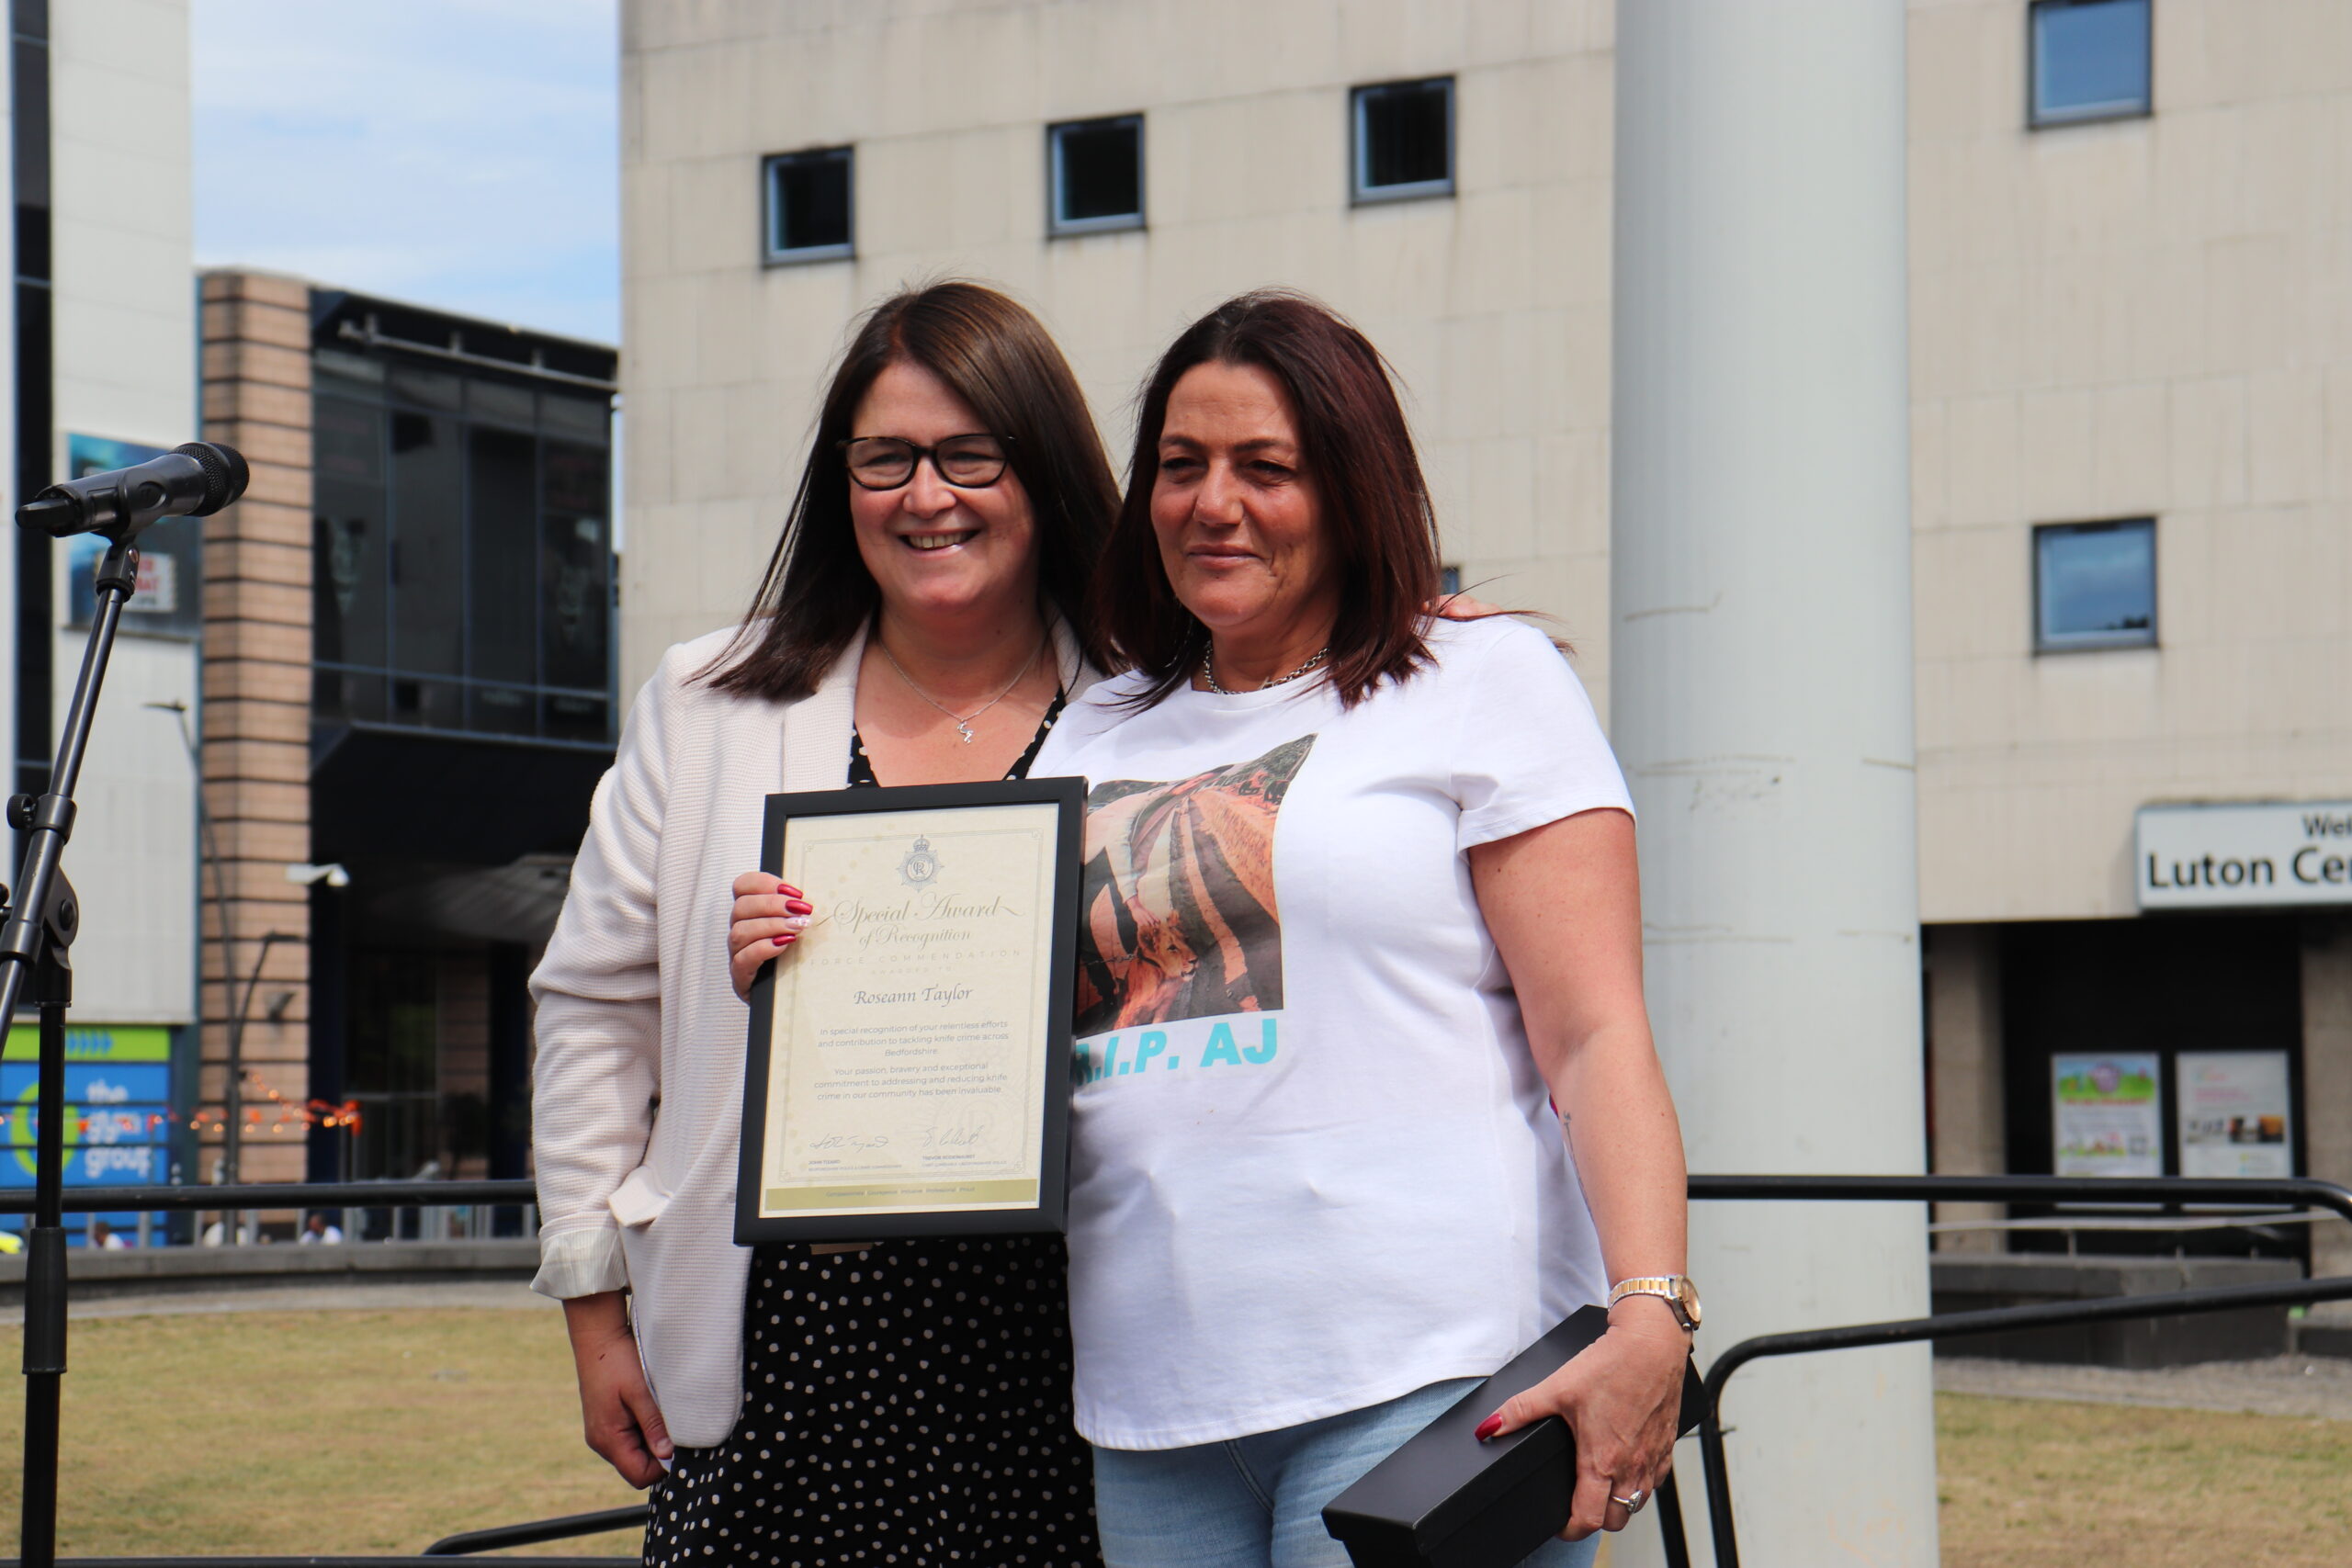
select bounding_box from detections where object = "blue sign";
[1,1024,177,1245]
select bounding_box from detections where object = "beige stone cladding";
[197,270,314,1185]
[1909,0,2352,924]
[619,0,1619,718]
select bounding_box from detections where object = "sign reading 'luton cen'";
[2136,802,2352,910]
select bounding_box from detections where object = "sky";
[190,0,621,345]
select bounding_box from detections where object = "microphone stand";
[12,537,138,1566]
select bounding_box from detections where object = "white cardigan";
[529,616,1097,1447]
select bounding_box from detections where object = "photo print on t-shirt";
[1073,734,1316,1036]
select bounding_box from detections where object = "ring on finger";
[1609,1487,1648,1515]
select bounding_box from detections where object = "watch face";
[1676,1277,1702,1327]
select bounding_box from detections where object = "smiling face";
[1149,360,1340,662]
[847,360,1040,628]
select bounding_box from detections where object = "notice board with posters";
[2176,1051,2294,1179]
[2052,1053,2163,1178]
[0,1023,176,1244]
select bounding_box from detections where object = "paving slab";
[1936,1352,2352,1421]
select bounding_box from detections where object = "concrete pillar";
[2302,917,2352,1280]
[1927,925,2006,1255]
[1610,5,1938,1564]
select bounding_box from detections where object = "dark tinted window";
[541,441,611,692]
[1353,78,1453,201]
[1051,116,1143,232]
[2030,0,2152,126]
[2036,518,2155,649]
[389,365,463,411]
[467,378,535,429]
[314,479,389,667]
[390,412,464,675]
[315,354,615,742]
[468,426,537,685]
[764,147,854,260]
[313,397,383,486]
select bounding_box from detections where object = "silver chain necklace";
[1202,644,1329,695]
[878,633,1047,744]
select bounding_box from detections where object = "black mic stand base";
[10,541,130,1568]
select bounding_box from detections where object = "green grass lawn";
[0,1308,643,1557]
[3,1310,2349,1562]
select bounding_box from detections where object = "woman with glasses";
[531,281,1117,1566]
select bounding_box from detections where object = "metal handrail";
[422,1504,652,1555]
[1680,1173,2352,1568]
[0,1179,537,1216]
[0,1559,626,1566]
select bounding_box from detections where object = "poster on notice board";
[2177,1051,2293,1179]
[2052,1054,2163,1178]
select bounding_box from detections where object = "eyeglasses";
[838,434,1015,491]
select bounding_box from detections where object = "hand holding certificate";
[735,778,1083,1242]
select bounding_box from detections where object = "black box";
[1322,1307,1703,1568]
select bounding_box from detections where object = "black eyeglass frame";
[836,433,1018,491]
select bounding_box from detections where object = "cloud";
[191,0,618,344]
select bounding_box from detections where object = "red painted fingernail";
[772,934,794,947]
[1474,1416,1502,1441]
[777,883,802,897]
[786,899,813,915]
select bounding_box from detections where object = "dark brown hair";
[1092,289,1441,709]
[702,282,1120,699]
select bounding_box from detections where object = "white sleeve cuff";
[531,1224,630,1299]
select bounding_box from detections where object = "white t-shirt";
[1032,615,1636,1450]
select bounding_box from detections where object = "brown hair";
[1091,289,1441,710]
[702,282,1120,699]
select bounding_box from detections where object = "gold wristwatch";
[1607,1275,1702,1332]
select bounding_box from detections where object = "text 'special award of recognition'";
[734,777,1083,1243]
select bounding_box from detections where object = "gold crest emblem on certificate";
[898,834,942,886]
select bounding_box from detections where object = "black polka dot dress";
[643,699,1097,1567]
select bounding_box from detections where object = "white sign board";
[2177,1051,2293,1179]
[2135,801,2352,910]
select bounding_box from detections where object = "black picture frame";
[734,775,1084,1244]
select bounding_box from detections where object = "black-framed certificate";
[734,777,1084,1244]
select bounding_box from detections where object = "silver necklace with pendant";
[1202,644,1329,695]
[879,633,1046,744]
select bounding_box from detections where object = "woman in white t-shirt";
[1037,290,1693,1568]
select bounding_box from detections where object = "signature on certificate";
[922,1105,993,1152]
[810,1132,891,1152]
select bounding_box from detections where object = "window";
[2035,519,2155,650]
[1351,78,1453,203]
[2030,0,2152,127]
[763,147,854,263]
[1440,565,1463,597]
[312,353,616,742]
[1048,115,1144,235]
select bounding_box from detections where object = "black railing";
[0,1179,537,1215]
[14,1175,2352,1562]
[1677,1174,2352,1568]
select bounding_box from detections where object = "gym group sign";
[2136,801,2352,910]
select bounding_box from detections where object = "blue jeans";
[1092,1380,1603,1568]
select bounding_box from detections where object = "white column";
[1609,4,1937,1566]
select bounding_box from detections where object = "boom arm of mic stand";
[10,538,136,1568]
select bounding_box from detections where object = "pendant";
[956,723,976,744]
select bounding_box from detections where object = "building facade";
[198,275,617,1214]
[620,0,2352,1270]
[2,0,201,1239]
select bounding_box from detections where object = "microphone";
[15,441,250,540]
